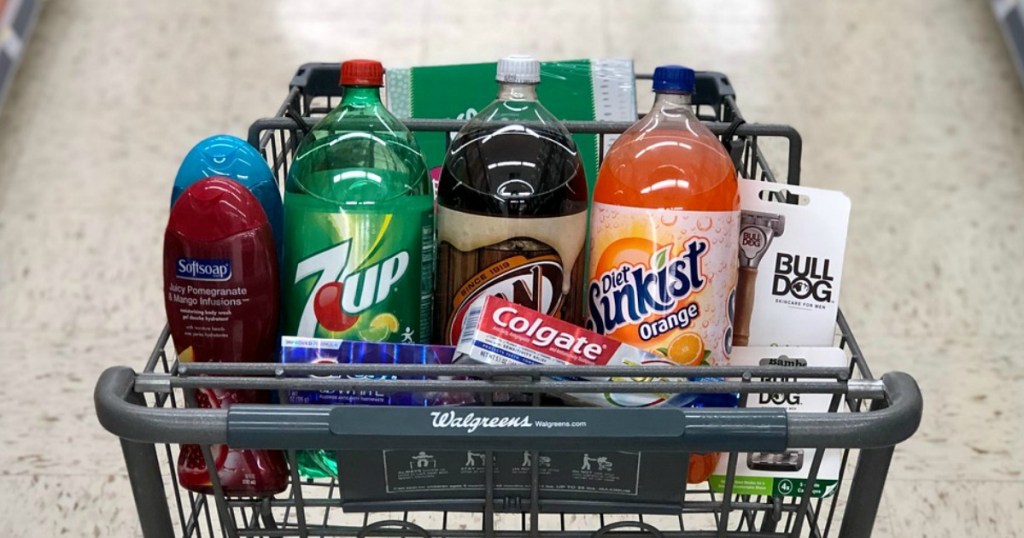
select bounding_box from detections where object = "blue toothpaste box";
[281,337,471,406]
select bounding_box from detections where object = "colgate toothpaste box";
[455,296,737,408]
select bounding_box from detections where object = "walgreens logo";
[430,411,533,433]
[429,410,587,432]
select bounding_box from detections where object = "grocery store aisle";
[0,0,1021,536]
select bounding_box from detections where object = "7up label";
[292,242,409,335]
[283,193,434,343]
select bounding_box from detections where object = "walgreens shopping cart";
[95,64,922,538]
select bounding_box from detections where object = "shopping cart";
[94,63,922,538]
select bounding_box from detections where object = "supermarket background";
[0,0,1021,536]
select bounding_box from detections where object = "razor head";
[739,211,786,268]
[741,210,786,237]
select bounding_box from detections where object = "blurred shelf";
[994,0,1024,90]
[0,0,39,110]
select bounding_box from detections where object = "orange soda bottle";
[586,65,739,481]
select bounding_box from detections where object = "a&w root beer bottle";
[435,55,588,345]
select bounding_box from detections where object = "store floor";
[0,0,1021,536]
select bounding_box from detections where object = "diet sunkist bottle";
[587,65,739,367]
[585,65,739,484]
[283,60,434,477]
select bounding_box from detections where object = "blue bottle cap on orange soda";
[652,65,696,94]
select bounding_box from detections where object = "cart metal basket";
[94,63,922,538]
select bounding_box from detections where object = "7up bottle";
[285,59,433,343]
[283,60,434,476]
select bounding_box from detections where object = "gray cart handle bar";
[95,367,921,453]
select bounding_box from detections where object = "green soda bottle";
[283,60,434,478]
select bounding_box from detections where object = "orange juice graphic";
[586,65,739,372]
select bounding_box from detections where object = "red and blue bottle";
[164,177,289,496]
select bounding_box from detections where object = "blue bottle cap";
[172,134,284,255]
[173,135,274,203]
[652,65,696,94]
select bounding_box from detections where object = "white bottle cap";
[496,55,541,84]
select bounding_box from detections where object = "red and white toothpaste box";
[455,296,719,408]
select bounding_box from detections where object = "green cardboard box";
[386,59,636,191]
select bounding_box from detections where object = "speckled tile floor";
[0,0,1021,536]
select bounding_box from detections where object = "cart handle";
[95,367,920,452]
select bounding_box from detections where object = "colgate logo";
[430,410,533,433]
[493,305,604,361]
[586,239,708,337]
[176,258,231,281]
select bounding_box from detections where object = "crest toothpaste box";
[455,296,737,408]
[281,337,471,406]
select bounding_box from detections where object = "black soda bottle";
[435,55,589,345]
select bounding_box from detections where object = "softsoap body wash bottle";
[164,176,288,496]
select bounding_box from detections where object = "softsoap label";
[709,346,847,498]
[175,258,232,282]
[735,181,850,347]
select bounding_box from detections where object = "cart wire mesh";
[132,317,879,538]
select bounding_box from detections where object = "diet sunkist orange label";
[586,204,740,367]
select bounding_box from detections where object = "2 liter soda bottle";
[282,60,434,477]
[586,65,740,483]
[435,55,588,345]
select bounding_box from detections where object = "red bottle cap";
[169,177,269,242]
[340,59,384,86]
